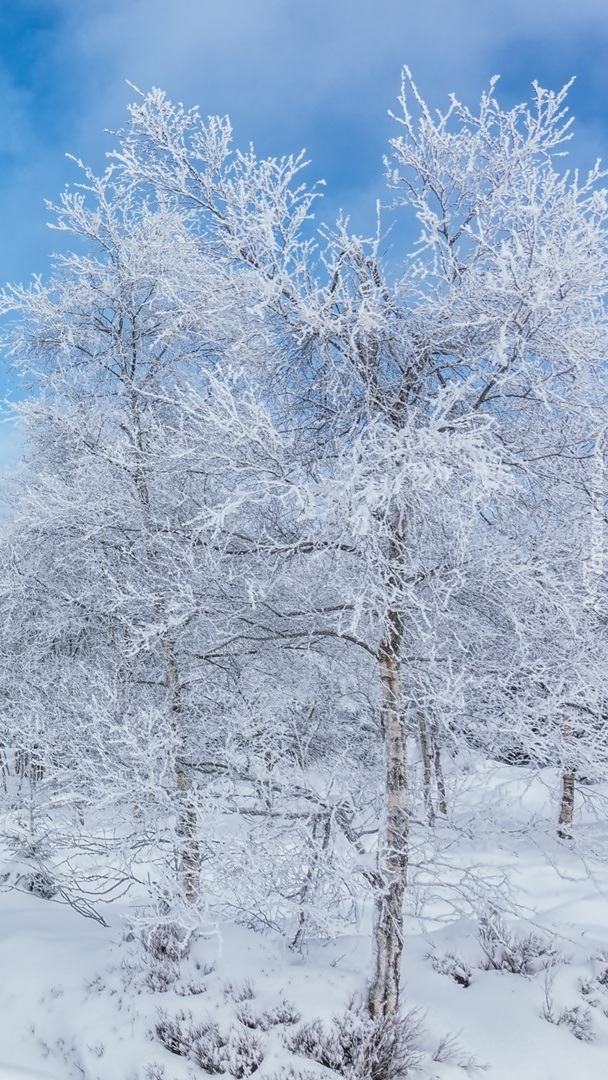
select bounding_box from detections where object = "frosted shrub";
[188,1020,227,1073]
[557,1005,595,1043]
[430,950,473,987]
[137,922,196,993]
[284,1000,424,1079]
[236,998,301,1030]
[153,1010,264,1076]
[154,1010,191,1057]
[224,979,256,1003]
[218,1028,265,1078]
[542,999,595,1043]
[175,978,208,997]
[478,912,559,975]
[144,1065,168,1080]
[141,923,191,964]
[144,961,180,994]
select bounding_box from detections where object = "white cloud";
[3,0,608,282]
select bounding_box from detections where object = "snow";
[0,760,607,1078]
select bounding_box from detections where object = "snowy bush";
[478,912,559,975]
[236,998,301,1030]
[284,1000,424,1078]
[187,1020,229,1073]
[542,997,595,1043]
[217,1028,265,1078]
[577,964,608,1015]
[224,979,256,1003]
[429,950,473,987]
[144,962,180,994]
[136,922,194,993]
[175,978,208,997]
[143,1066,167,1080]
[154,1010,191,1058]
[153,1010,264,1076]
[141,922,192,964]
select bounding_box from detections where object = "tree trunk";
[418,712,435,825]
[367,603,408,1021]
[557,771,575,840]
[431,721,448,817]
[163,639,200,904]
[290,810,332,953]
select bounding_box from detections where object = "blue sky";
[1,0,608,287]
[0,0,604,462]
[0,0,604,465]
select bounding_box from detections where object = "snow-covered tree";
[105,74,608,1020]
[1,72,608,1035]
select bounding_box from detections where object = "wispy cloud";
[1,0,607,283]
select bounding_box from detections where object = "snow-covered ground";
[1,759,608,1079]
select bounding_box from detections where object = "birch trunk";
[418,712,435,825]
[557,771,575,840]
[558,718,575,841]
[368,602,408,1021]
[431,721,448,817]
[128,373,200,905]
[163,639,200,904]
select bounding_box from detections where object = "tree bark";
[418,712,435,826]
[431,721,448,817]
[163,639,200,904]
[557,771,575,840]
[368,601,408,1021]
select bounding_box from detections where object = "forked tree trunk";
[368,602,408,1021]
[557,771,575,840]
